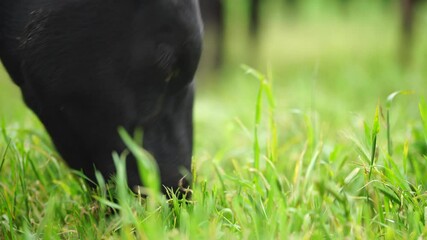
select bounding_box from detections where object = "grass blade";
[368,104,380,180]
[118,127,161,195]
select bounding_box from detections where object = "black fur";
[0,0,203,192]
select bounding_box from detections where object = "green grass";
[1,2,427,239]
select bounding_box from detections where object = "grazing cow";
[0,0,203,194]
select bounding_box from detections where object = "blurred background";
[0,0,426,165]
[199,0,426,71]
[194,0,427,161]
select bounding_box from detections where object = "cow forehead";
[133,1,203,39]
[137,0,202,30]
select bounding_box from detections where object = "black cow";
[0,0,203,194]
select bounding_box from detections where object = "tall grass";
[1,63,427,238]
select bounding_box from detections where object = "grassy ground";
[1,1,427,239]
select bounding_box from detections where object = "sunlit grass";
[1,66,427,238]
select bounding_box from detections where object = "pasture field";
[1,1,427,239]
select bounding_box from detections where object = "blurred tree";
[200,0,225,68]
[400,0,421,66]
[200,0,263,68]
[284,0,298,16]
[338,0,351,15]
[285,0,298,8]
[249,0,260,38]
